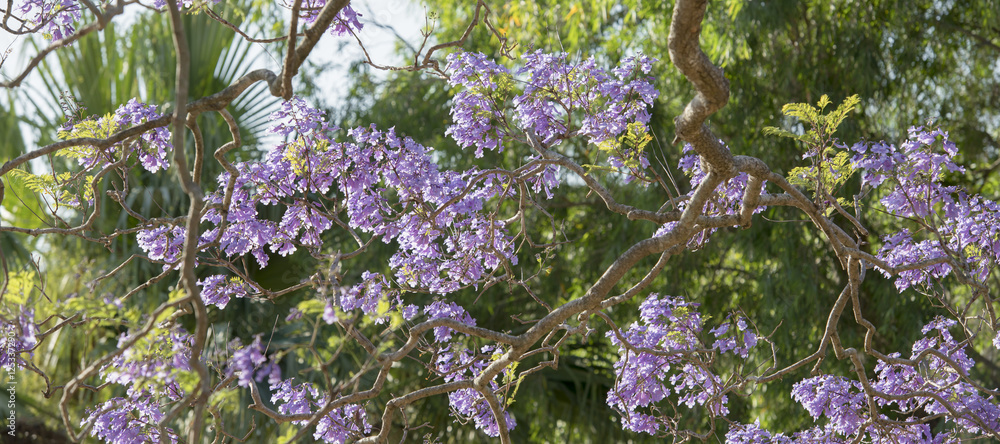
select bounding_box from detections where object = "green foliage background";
[2,0,998,442]
[337,0,1000,441]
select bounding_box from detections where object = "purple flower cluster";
[444,52,513,156]
[424,301,476,342]
[136,225,186,267]
[728,318,997,443]
[295,1,363,37]
[19,0,81,40]
[63,98,171,174]
[82,392,178,444]
[875,229,951,291]
[329,272,390,319]
[115,99,171,173]
[227,335,280,388]
[654,144,764,246]
[872,318,999,434]
[269,378,371,443]
[725,419,953,444]
[126,96,520,320]
[0,308,37,371]
[151,0,223,10]
[852,127,1000,289]
[445,50,658,179]
[432,346,516,437]
[201,99,516,301]
[790,375,866,436]
[197,274,250,308]
[101,326,192,401]
[606,294,736,435]
[851,127,962,193]
[709,316,757,358]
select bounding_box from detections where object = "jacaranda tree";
[1,0,999,443]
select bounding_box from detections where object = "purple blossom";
[19,0,82,41]
[59,98,169,174]
[711,316,757,358]
[445,49,657,179]
[136,225,186,266]
[294,2,363,37]
[607,294,733,434]
[201,101,517,299]
[314,403,372,444]
[269,378,371,443]
[737,317,996,442]
[424,301,476,342]
[856,127,1000,290]
[151,0,222,9]
[114,99,170,173]
[445,52,512,156]
[228,335,270,388]
[657,143,766,247]
[286,308,304,322]
[791,375,866,436]
[82,393,178,444]
[726,420,792,444]
[197,274,250,309]
[322,299,341,324]
[337,272,392,316]
[0,307,37,371]
[101,326,192,401]
[270,378,321,418]
[401,304,419,320]
[447,387,517,437]
[432,346,517,437]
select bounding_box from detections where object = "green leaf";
[297,299,327,316]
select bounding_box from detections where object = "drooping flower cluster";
[59,98,171,173]
[424,301,477,342]
[227,335,281,388]
[709,315,758,359]
[728,318,998,443]
[445,50,658,180]
[136,225,186,267]
[115,99,172,172]
[101,326,193,401]
[653,143,765,247]
[293,1,363,36]
[790,375,867,436]
[851,126,1000,289]
[193,98,516,299]
[18,0,81,40]
[80,326,189,442]
[445,52,516,156]
[607,294,741,435]
[197,274,250,308]
[82,392,178,444]
[0,308,37,371]
[269,378,372,444]
[134,97,518,305]
[431,346,517,437]
[871,318,1000,434]
[18,98,172,208]
[150,0,223,10]
[327,271,392,320]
